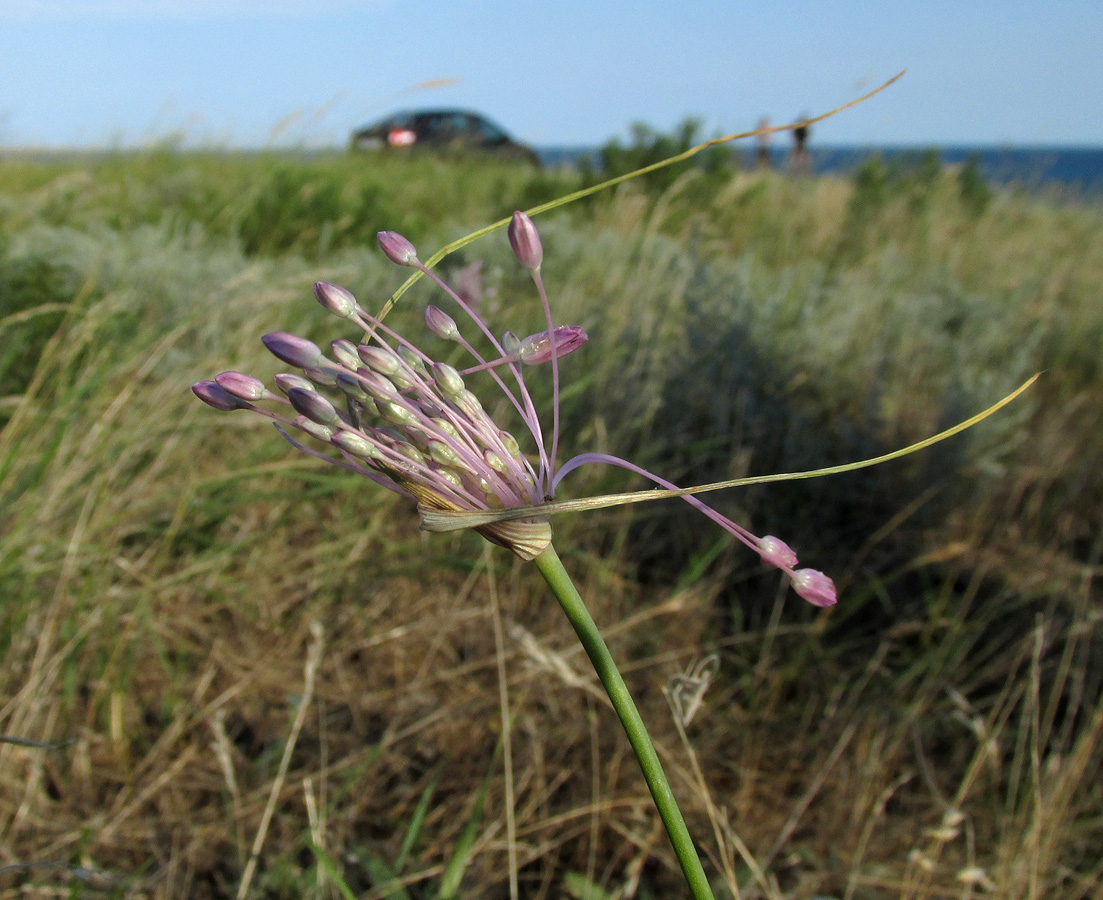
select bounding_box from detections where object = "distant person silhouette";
[790,116,811,174]
[756,116,772,169]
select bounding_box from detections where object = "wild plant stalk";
[533,543,714,897]
[194,208,1031,897]
[185,66,1048,900]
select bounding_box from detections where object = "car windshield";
[383,113,415,130]
[474,118,508,142]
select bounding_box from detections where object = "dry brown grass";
[2,545,1099,899]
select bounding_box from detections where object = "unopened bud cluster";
[194,214,836,605]
[194,275,563,559]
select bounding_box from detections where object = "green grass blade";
[308,841,359,900]
[563,871,615,900]
[360,853,413,900]
[436,763,495,900]
[394,766,441,874]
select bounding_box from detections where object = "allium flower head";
[194,216,838,603]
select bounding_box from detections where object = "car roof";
[354,109,509,133]
[383,108,491,121]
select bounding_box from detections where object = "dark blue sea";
[536,145,1103,196]
[807,146,1103,196]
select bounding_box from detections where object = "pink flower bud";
[357,345,402,376]
[507,211,543,270]
[274,373,315,395]
[357,369,398,401]
[192,380,251,411]
[330,339,361,369]
[287,387,341,427]
[215,371,270,401]
[261,332,326,369]
[431,362,466,397]
[518,325,588,365]
[757,535,798,569]
[425,305,459,340]
[791,569,837,607]
[313,282,360,318]
[377,231,419,266]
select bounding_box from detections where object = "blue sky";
[2,1,1100,149]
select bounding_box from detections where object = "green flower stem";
[533,543,715,900]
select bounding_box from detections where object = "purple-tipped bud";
[396,443,427,467]
[507,211,543,270]
[518,325,588,365]
[287,387,341,427]
[437,468,464,490]
[428,440,463,467]
[262,332,326,369]
[215,371,270,401]
[380,399,419,428]
[274,373,315,395]
[313,282,360,319]
[396,345,429,380]
[336,372,370,400]
[357,345,402,376]
[499,430,521,458]
[425,305,459,341]
[192,380,252,411]
[330,339,361,369]
[303,366,339,387]
[454,389,483,417]
[432,417,461,440]
[377,231,419,266]
[501,331,521,356]
[358,369,399,401]
[331,429,380,460]
[758,535,798,569]
[295,416,333,442]
[431,362,465,398]
[791,569,837,607]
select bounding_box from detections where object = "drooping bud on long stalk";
[215,372,270,401]
[313,281,361,319]
[425,305,460,341]
[377,231,419,267]
[193,381,253,411]
[262,333,326,369]
[791,569,837,607]
[508,210,543,271]
[519,326,588,365]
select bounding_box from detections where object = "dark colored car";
[349,109,540,165]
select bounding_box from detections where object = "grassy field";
[0,147,1100,899]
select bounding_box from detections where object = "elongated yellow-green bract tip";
[417,374,1040,533]
[377,71,907,321]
